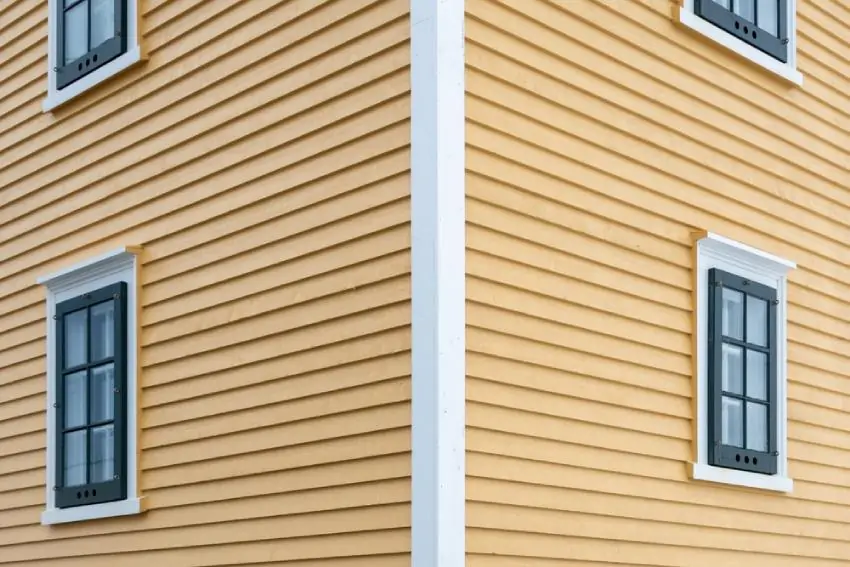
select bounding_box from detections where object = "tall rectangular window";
[57,0,127,89]
[707,268,778,475]
[55,282,127,509]
[695,0,788,62]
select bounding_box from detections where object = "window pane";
[63,370,88,429]
[91,300,115,361]
[90,0,116,48]
[734,0,755,21]
[64,430,87,487]
[756,0,778,35]
[64,1,89,64]
[712,0,731,8]
[90,424,115,483]
[746,296,768,347]
[90,364,114,422]
[722,396,744,447]
[746,402,768,451]
[746,350,767,400]
[64,309,87,368]
[721,343,743,394]
[721,288,743,340]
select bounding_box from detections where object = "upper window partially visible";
[57,0,127,89]
[44,0,142,112]
[695,0,787,62]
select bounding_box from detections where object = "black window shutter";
[55,282,128,509]
[707,268,778,475]
[694,0,789,63]
[56,0,128,90]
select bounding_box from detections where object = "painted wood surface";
[0,0,411,564]
[465,0,850,564]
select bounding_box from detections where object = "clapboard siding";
[0,0,410,564]
[466,0,850,564]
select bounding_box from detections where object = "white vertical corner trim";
[411,0,465,565]
[38,247,144,525]
[690,232,795,493]
[677,0,802,86]
[43,0,145,112]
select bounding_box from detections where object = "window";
[695,0,787,62]
[44,0,143,112]
[38,247,143,525]
[57,0,127,89]
[707,268,777,475]
[676,0,801,85]
[690,232,795,493]
[55,282,127,508]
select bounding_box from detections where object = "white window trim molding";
[410,0,465,565]
[43,0,145,113]
[675,0,803,86]
[37,246,144,525]
[689,231,795,493]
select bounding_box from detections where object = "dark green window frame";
[707,268,778,475]
[56,0,127,90]
[695,0,788,63]
[55,282,127,509]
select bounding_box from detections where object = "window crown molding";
[695,231,796,276]
[37,247,141,291]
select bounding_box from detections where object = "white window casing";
[689,231,795,493]
[37,247,144,525]
[675,0,803,86]
[43,0,145,113]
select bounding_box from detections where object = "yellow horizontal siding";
[0,0,410,564]
[466,0,850,563]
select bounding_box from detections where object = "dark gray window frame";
[56,0,127,90]
[695,0,788,63]
[55,282,128,509]
[707,268,778,475]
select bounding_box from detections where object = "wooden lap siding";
[0,0,411,565]
[465,0,850,565]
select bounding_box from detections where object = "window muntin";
[708,268,778,475]
[695,0,788,62]
[56,0,126,90]
[55,282,127,509]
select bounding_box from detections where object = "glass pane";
[722,343,744,394]
[64,1,89,64]
[90,364,114,422]
[747,350,768,400]
[722,396,744,447]
[64,309,87,368]
[721,288,743,340]
[712,0,731,7]
[90,424,115,483]
[63,370,88,429]
[734,0,755,21]
[91,301,115,361]
[756,0,778,35]
[90,0,116,48]
[746,402,768,451]
[747,296,768,346]
[64,430,87,487]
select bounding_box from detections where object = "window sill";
[677,10,803,87]
[689,463,793,493]
[42,46,143,113]
[41,497,144,526]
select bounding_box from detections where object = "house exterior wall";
[464,0,850,564]
[0,0,411,564]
